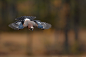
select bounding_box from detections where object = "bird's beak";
[30,28,33,31]
[30,26,34,31]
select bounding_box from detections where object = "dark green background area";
[0,0,86,31]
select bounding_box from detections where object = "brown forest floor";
[0,29,86,57]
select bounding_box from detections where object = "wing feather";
[15,16,36,21]
[40,22,51,29]
[8,21,23,30]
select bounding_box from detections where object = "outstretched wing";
[34,20,51,29]
[15,16,36,21]
[9,21,24,30]
[40,22,51,29]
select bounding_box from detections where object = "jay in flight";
[9,16,51,31]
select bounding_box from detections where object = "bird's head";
[29,26,34,31]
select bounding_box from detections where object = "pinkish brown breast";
[28,23,33,29]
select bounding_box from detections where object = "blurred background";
[0,0,86,57]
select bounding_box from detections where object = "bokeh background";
[0,0,86,57]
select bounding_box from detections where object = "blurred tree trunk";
[36,0,41,19]
[45,0,52,23]
[74,0,80,41]
[27,31,33,55]
[64,0,71,54]
[1,0,8,26]
[8,0,18,22]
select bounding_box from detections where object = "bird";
[9,16,51,31]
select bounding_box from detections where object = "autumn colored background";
[0,0,86,57]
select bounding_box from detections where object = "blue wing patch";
[18,23,24,29]
[9,21,24,30]
[37,24,43,29]
[34,21,43,29]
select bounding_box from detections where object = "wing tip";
[8,23,19,30]
[41,22,52,29]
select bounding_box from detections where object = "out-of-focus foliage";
[0,0,86,31]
